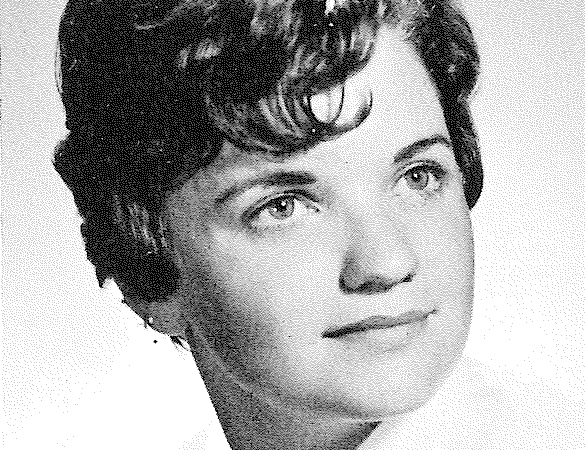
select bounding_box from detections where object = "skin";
[138,28,474,450]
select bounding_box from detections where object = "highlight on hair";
[54,0,482,310]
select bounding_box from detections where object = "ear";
[123,292,188,338]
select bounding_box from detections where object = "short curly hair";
[54,0,482,303]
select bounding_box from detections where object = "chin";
[339,374,449,421]
[309,341,466,421]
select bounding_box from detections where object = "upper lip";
[322,309,435,339]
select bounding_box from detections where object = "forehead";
[193,27,446,183]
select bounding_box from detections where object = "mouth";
[322,309,436,339]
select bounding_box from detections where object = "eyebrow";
[393,134,452,164]
[215,134,452,205]
[215,170,318,205]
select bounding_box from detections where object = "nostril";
[339,272,414,295]
[338,274,351,293]
[340,275,393,295]
[360,277,395,294]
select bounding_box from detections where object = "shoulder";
[363,357,584,449]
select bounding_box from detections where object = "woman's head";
[55,0,481,419]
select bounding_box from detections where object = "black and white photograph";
[3,1,584,449]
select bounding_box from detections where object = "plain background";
[2,0,584,448]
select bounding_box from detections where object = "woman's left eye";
[246,194,318,231]
[396,163,446,197]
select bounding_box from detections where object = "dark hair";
[54,0,482,304]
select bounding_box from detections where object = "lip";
[322,309,435,339]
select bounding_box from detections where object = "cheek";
[406,191,474,335]
[421,210,473,284]
[181,225,344,385]
[408,185,474,282]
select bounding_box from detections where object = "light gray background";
[3,0,584,448]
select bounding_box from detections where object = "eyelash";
[244,162,448,232]
[243,190,318,232]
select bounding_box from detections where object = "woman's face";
[164,28,474,420]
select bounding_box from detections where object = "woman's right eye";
[246,194,318,232]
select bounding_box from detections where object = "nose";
[339,211,418,295]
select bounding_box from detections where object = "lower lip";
[334,316,430,353]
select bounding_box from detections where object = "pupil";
[407,168,429,190]
[269,197,294,219]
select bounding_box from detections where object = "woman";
[54,0,483,448]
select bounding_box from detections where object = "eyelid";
[393,157,446,181]
[404,159,447,176]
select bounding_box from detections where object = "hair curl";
[54,0,482,304]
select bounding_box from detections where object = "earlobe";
[148,295,189,337]
[123,293,188,338]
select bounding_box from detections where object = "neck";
[185,326,387,450]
